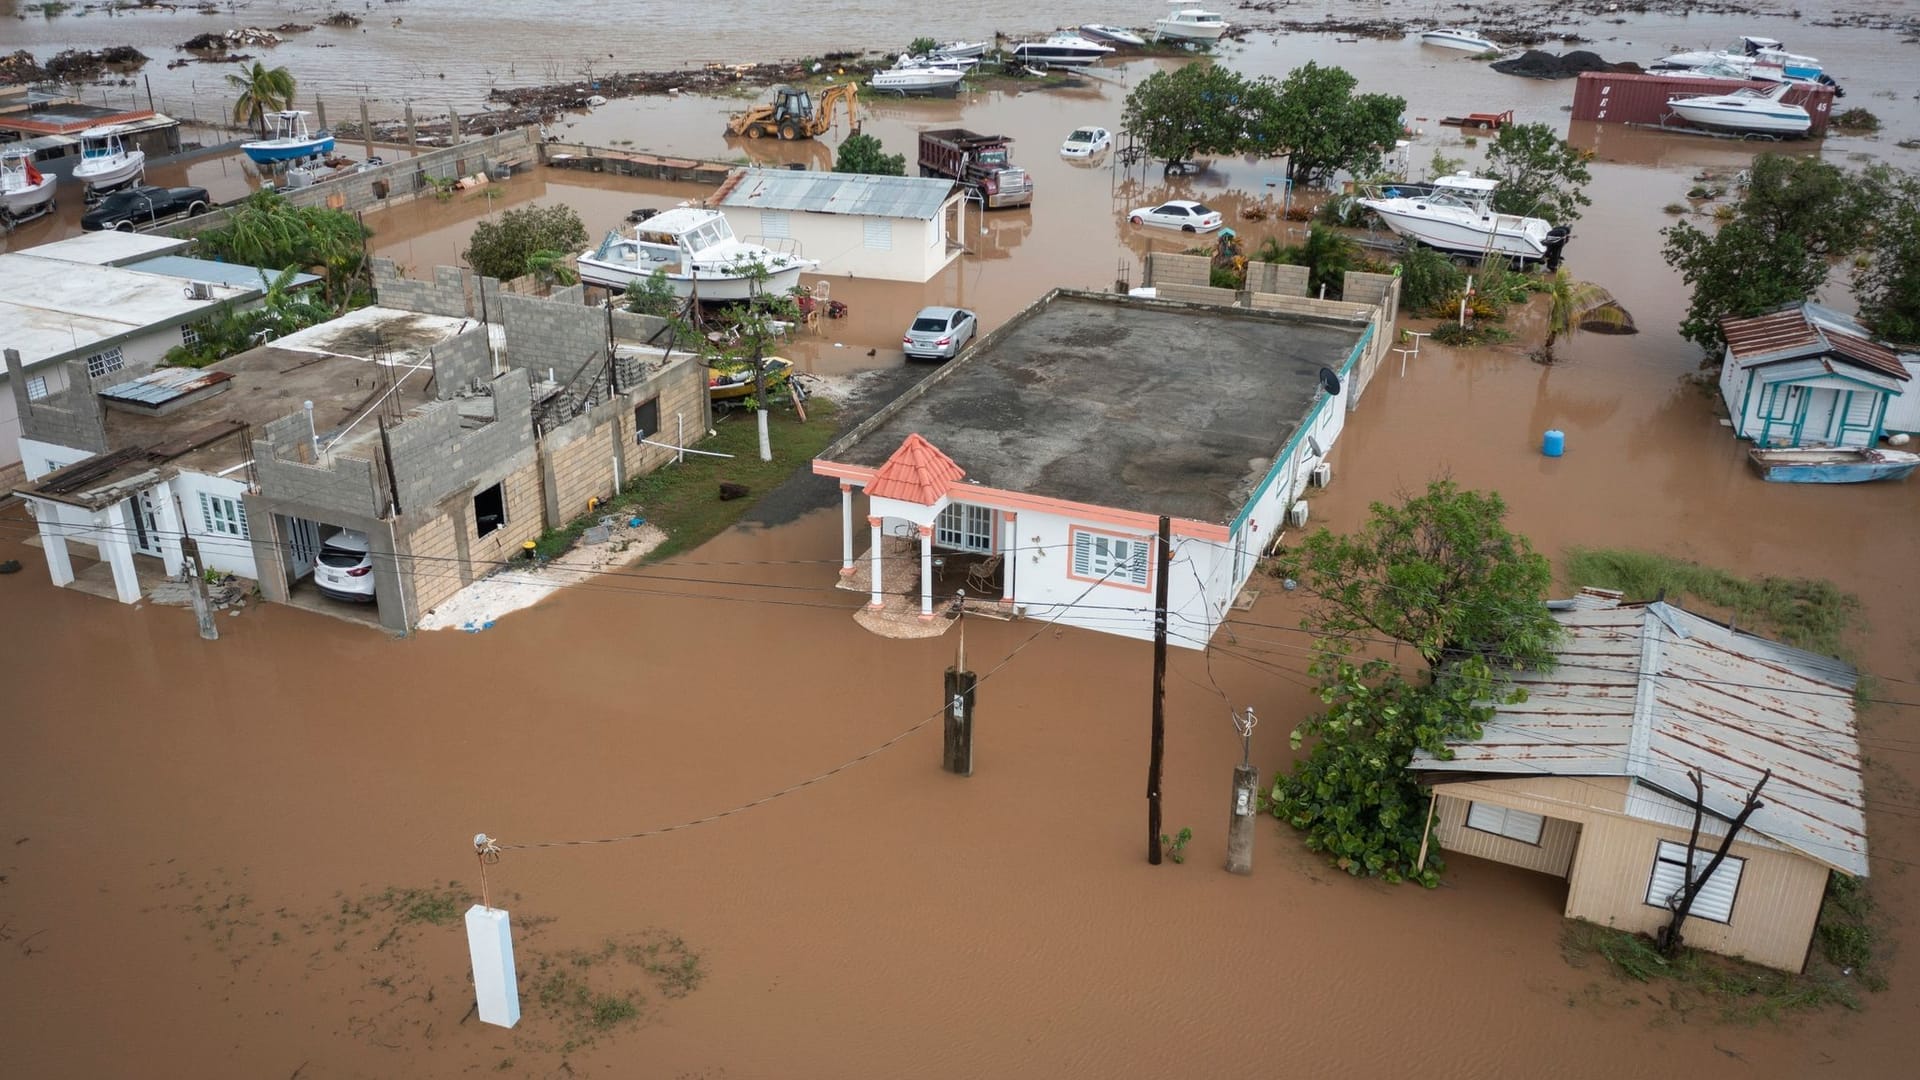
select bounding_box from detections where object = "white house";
[1718,303,1911,448]
[811,289,1385,646]
[713,167,964,283]
[0,233,313,483]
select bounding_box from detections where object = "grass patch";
[1561,920,1872,1021]
[526,929,705,1052]
[1816,874,1886,989]
[1430,322,1512,347]
[1562,547,1862,659]
[530,398,839,563]
[371,884,466,927]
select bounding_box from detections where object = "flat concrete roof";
[823,291,1366,525]
[129,255,322,292]
[0,253,254,369]
[270,305,477,368]
[25,231,188,267]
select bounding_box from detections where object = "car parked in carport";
[313,528,376,602]
[902,306,978,361]
[80,184,211,232]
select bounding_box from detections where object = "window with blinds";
[761,211,791,239]
[863,218,892,251]
[1464,802,1545,845]
[1645,840,1744,924]
[199,491,250,538]
[1070,528,1150,589]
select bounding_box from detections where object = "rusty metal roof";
[1721,303,1908,381]
[98,367,233,410]
[1414,599,1868,876]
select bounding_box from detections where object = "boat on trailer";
[1666,81,1811,138]
[241,110,336,164]
[1009,34,1115,68]
[577,205,815,302]
[1747,446,1920,484]
[1,148,57,224]
[72,125,145,196]
[871,64,967,95]
[1357,173,1571,266]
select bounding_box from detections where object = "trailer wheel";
[778,122,801,140]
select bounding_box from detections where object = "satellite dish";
[1318,366,1341,396]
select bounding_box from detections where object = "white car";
[1128,199,1224,233]
[1061,126,1112,158]
[313,528,376,602]
[902,306,978,361]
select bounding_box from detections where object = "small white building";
[713,167,964,283]
[0,233,311,482]
[1718,303,1911,447]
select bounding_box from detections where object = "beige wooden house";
[1412,591,1867,972]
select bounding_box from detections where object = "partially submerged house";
[8,264,708,631]
[812,284,1398,645]
[1719,302,1911,448]
[1412,592,1867,972]
[712,167,964,283]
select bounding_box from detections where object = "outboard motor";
[1818,74,1845,98]
[1543,226,1572,271]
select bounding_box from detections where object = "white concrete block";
[465,904,521,1028]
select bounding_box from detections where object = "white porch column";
[867,515,885,609]
[35,503,75,588]
[918,524,935,620]
[839,484,855,576]
[96,508,142,604]
[153,481,185,578]
[1000,511,1017,605]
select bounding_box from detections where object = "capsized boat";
[1357,173,1571,266]
[709,356,794,403]
[1009,33,1115,68]
[1747,446,1920,484]
[72,125,146,194]
[1421,28,1497,53]
[1667,81,1811,137]
[871,64,967,95]
[1154,7,1230,42]
[1079,24,1147,47]
[241,110,336,164]
[578,205,816,301]
[1,148,57,223]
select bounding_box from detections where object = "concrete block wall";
[536,352,707,527]
[1145,252,1211,289]
[1157,283,1239,306]
[6,354,108,455]
[500,291,605,389]
[432,327,496,400]
[400,509,466,618]
[1249,262,1310,298]
[370,258,508,321]
[1247,292,1374,321]
[399,453,545,620]
[386,372,536,514]
[252,419,388,520]
[1343,271,1400,325]
[622,353,708,472]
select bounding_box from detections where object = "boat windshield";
[82,137,118,157]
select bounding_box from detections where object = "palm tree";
[227,62,297,137]
[1538,269,1633,364]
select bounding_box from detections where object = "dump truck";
[723,83,859,140]
[916,128,1033,209]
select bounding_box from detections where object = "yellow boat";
[708,356,794,403]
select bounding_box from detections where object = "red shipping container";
[1570,71,1834,137]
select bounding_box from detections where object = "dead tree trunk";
[1658,768,1772,956]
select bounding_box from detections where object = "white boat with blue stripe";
[241,111,336,164]
[1667,81,1811,137]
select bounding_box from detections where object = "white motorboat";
[1421,28,1498,53]
[1080,24,1147,47]
[1650,35,1783,70]
[578,205,816,301]
[896,52,978,72]
[1357,173,1571,266]
[1667,81,1811,137]
[240,110,335,164]
[1,148,57,223]
[1650,36,1839,93]
[1009,33,1115,68]
[871,64,967,95]
[936,40,988,59]
[71,125,146,194]
[1154,7,1230,43]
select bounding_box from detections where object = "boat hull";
[1667,100,1810,136]
[578,257,812,301]
[2,177,56,217]
[1080,24,1147,47]
[74,151,145,190]
[1358,200,1563,261]
[1155,25,1228,42]
[242,135,337,163]
[1011,47,1109,68]
[871,70,965,94]
[1422,31,1496,52]
[1747,448,1920,483]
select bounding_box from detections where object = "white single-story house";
[1412,591,1867,973]
[811,289,1389,646]
[1718,303,1911,447]
[713,167,964,283]
[0,233,316,482]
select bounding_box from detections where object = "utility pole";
[1147,516,1171,864]
[943,590,976,776]
[1659,768,1772,955]
[174,495,218,641]
[1226,708,1259,875]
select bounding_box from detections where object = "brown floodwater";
[5,6,1920,1078]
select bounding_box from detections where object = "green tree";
[1244,62,1405,188]
[1120,62,1247,169]
[463,203,589,282]
[1537,269,1631,364]
[1395,244,1465,312]
[1481,122,1592,222]
[1853,172,1920,344]
[1662,154,1878,355]
[194,190,371,308]
[226,61,297,137]
[700,259,800,461]
[833,133,906,176]
[908,36,938,57]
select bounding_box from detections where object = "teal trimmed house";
[1718,303,1911,448]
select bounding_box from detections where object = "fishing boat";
[1009,33,1115,68]
[709,356,794,404]
[1,148,57,223]
[871,63,967,95]
[1667,81,1811,137]
[241,110,335,164]
[1357,173,1571,266]
[1747,446,1920,484]
[577,206,816,301]
[1154,7,1230,42]
[1079,24,1147,47]
[1421,28,1498,53]
[71,125,146,195]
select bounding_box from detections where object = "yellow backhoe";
[723,83,860,141]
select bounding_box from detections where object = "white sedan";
[1127,199,1225,233]
[1061,126,1112,158]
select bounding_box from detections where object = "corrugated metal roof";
[1414,600,1868,876]
[98,367,234,407]
[717,167,957,221]
[1722,303,1908,381]
[127,255,319,292]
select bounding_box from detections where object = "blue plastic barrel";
[1542,429,1566,457]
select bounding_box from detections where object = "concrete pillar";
[153,482,184,579]
[918,524,934,621]
[1226,763,1259,875]
[315,98,328,131]
[36,505,75,588]
[96,509,142,604]
[404,104,419,153]
[839,484,855,575]
[867,515,884,609]
[1000,511,1016,605]
[943,666,976,776]
[360,98,374,159]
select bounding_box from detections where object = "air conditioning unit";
[1310,461,1332,488]
[1288,500,1310,528]
[186,280,215,301]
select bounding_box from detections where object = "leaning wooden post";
[1225,707,1258,875]
[173,495,218,642]
[359,97,374,159]
[943,591,976,775]
[404,103,419,153]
